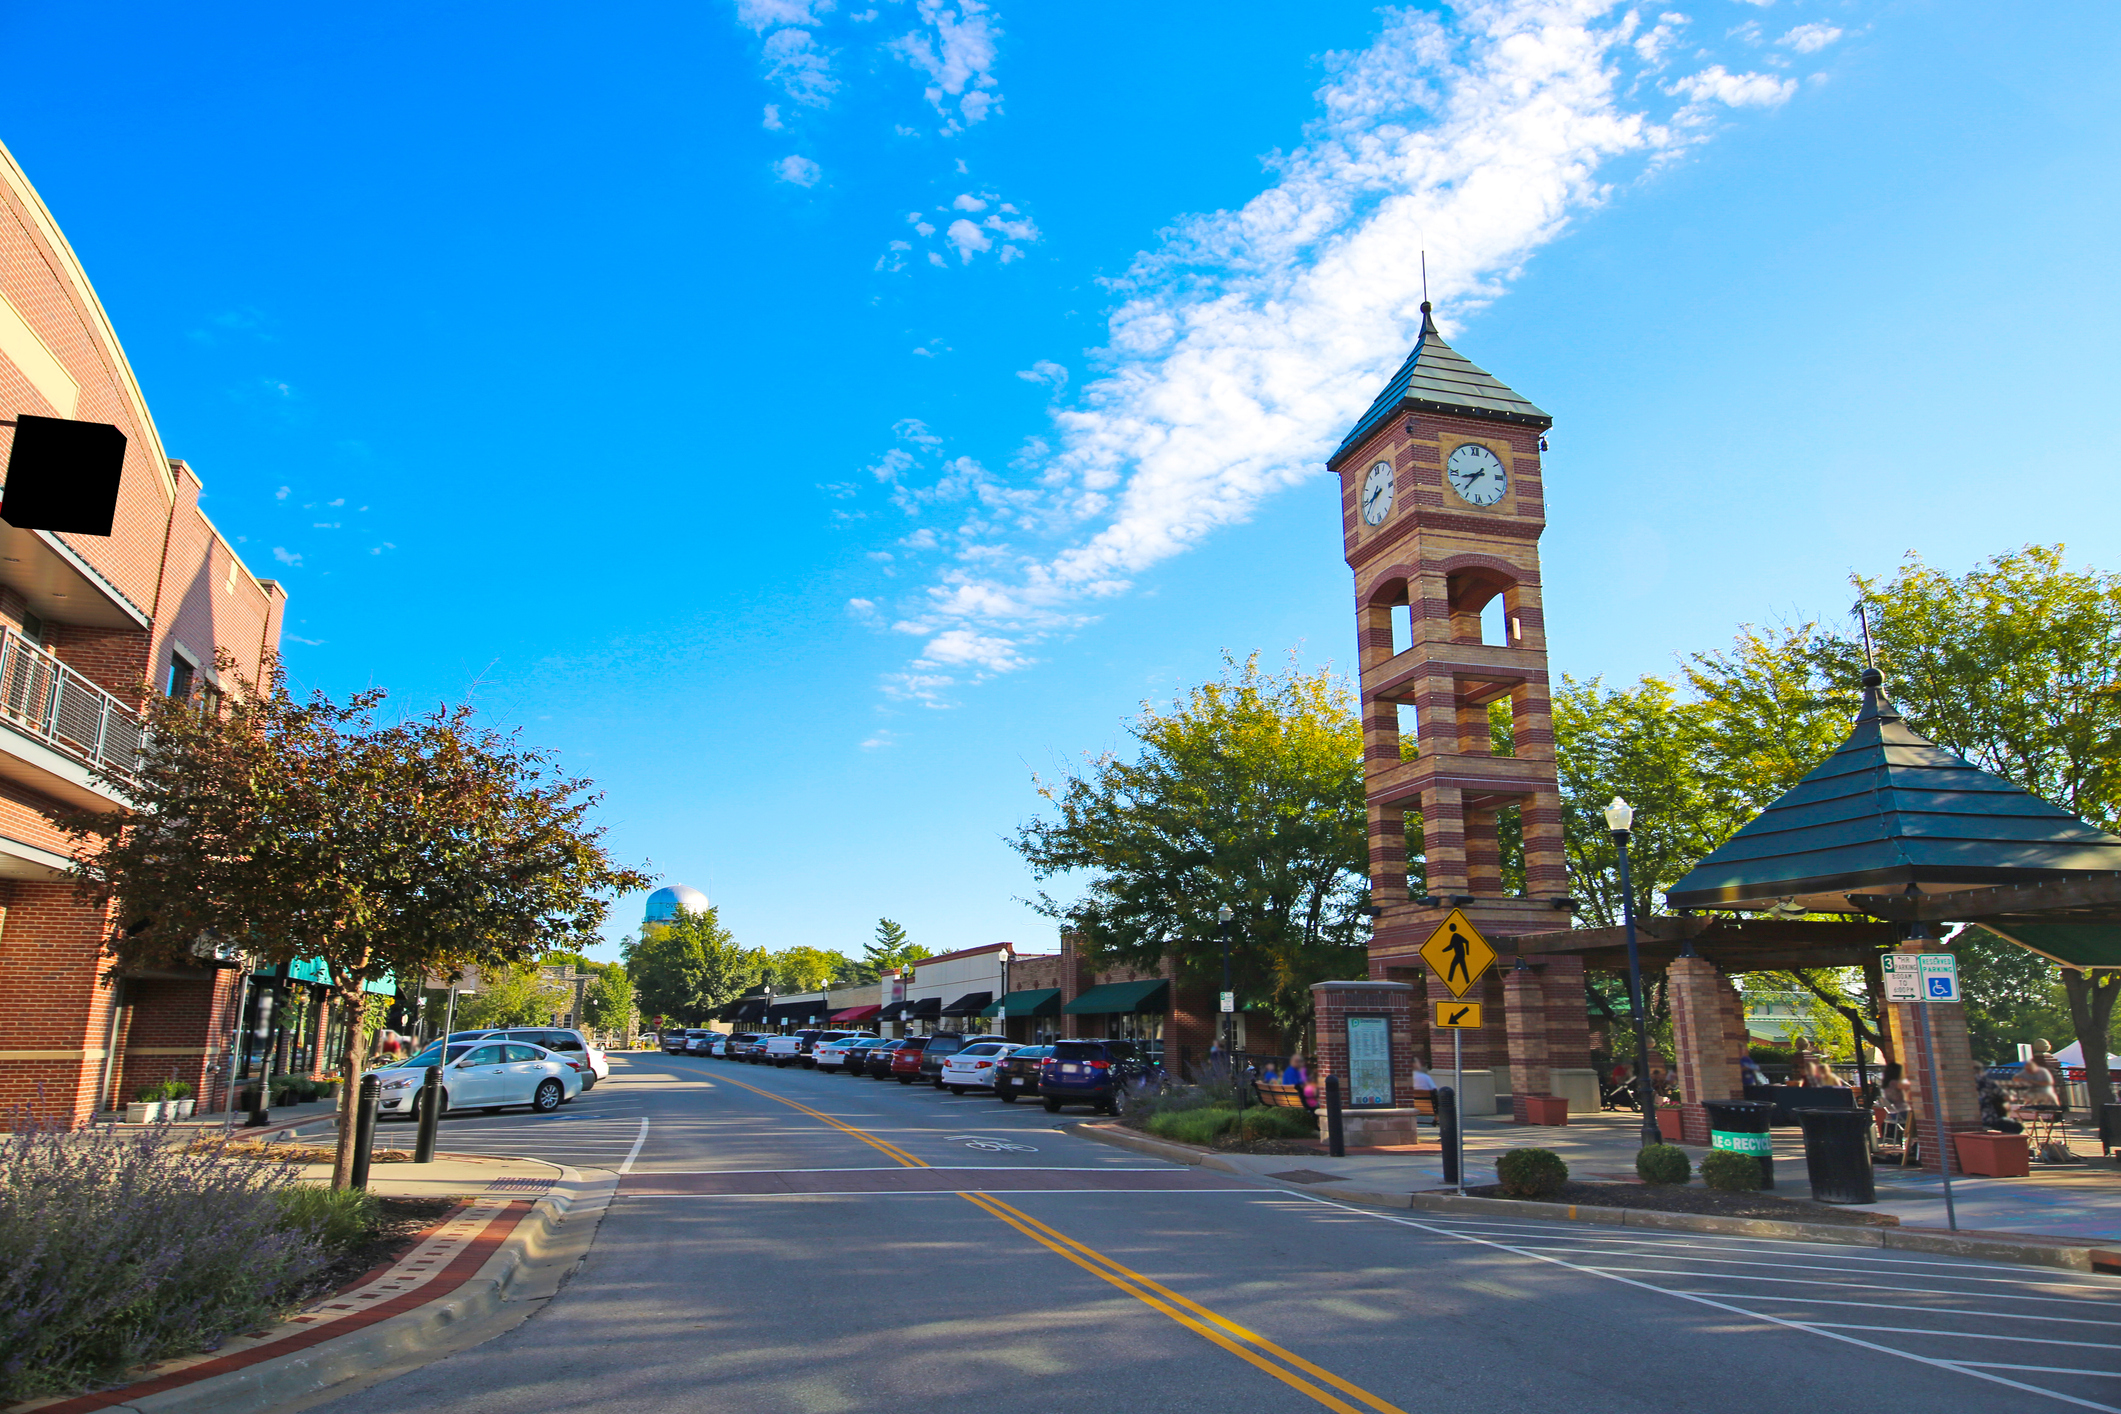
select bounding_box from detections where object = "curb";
[27,1164,617,1414]
[1064,1122,2121,1272]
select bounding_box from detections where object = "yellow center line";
[705,1067,1406,1414]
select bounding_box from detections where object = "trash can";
[1797,1107,1875,1204]
[1703,1098,1774,1190]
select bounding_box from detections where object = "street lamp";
[1217,904,1236,1066]
[1604,796,1661,1149]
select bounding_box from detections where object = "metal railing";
[0,627,142,778]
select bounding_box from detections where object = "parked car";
[864,1039,909,1078]
[371,1040,581,1119]
[1038,1039,1151,1114]
[939,1040,1021,1094]
[763,1035,805,1066]
[890,1036,940,1084]
[916,1033,972,1087]
[799,1030,871,1067]
[993,1044,1051,1103]
[477,1026,610,1085]
[717,1032,759,1059]
[813,1036,878,1072]
[663,1030,694,1055]
[741,1035,775,1063]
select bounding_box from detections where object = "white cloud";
[857,0,1820,696]
[736,0,831,31]
[1778,22,1842,53]
[860,728,899,749]
[1665,64,1797,108]
[272,546,302,567]
[889,0,1001,130]
[1016,360,1068,389]
[952,192,989,211]
[775,154,823,186]
[763,103,784,130]
[945,218,992,262]
[274,486,290,500]
[762,28,838,107]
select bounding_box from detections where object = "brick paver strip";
[620,1167,1247,1195]
[29,1198,536,1414]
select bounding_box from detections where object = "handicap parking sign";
[1918,952,1959,1002]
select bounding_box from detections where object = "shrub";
[165,1080,195,1101]
[272,1185,380,1254]
[1701,1149,1764,1192]
[1146,1107,1237,1146]
[133,1083,163,1103]
[1235,1107,1314,1141]
[1636,1144,1691,1186]
[0,1117,330,1400]
[1495,1147,1569,1198]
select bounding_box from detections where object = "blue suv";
[1039,1039,1151,1114]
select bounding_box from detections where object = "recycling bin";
[1703,1098,1774,1190]
[1796,1107,1875,1204]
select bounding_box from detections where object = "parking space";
[1304,1203,2121,1412]
[385,1075,653,1172]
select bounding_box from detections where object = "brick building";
[0,138,290,1125]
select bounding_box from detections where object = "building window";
[20,612,44,645]
[167,656,195,699]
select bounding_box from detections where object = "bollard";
[413,1065,441,1164]
[1326,1075,1346,1158]
[350,1074,380,1191]
[1439,1086,1459,1186]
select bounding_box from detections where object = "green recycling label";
[1710,1130,1772,1156]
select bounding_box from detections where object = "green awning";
[1063,979,1169,1015]
[981,987,1061,1018]
[1975,923,2121,970]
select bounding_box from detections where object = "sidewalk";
[1110,1109,2121,1242]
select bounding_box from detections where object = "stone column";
[1668,955,1743,1145]
[1503,962,1554,1122]
[1883,941,1983,1175]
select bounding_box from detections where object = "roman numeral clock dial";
[1360,460,1395,526]
[1446,443,1508,507]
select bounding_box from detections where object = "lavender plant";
[0,1116,330,1400]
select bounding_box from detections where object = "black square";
[2,414,126,536]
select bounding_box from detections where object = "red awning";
[830,1004,882,1023]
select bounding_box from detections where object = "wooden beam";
[1847,872,2121,923]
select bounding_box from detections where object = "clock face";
[1446,443,1508,507]
[1360,460,1395,526]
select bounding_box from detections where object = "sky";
[2,1,2117,966]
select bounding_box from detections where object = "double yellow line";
[713,1071,1405,1414]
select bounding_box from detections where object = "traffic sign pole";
[1919,992,1958,1231]
[1453,1025,1463,1197]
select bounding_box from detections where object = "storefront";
[1063,979,1170,1057]
[982,988,1061,1044]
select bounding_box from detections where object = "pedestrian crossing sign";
[1419,909,1497,998]
[1433,1001,1483,1029]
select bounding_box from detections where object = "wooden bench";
[1255,1080,1312,1112]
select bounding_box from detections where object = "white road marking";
[618,1118,650,1174]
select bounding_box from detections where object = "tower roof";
[1330,303,1551,468]
[1666,670,2121,912]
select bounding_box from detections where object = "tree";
[623,906,761,1022]
[768,945,862,993]
[1954,927,2069,1064]
[1010,652,1368,1045]
[583,964,636,1033]
[456,963,571,1030]
[56,657,648,1190]
[861,919,930,979]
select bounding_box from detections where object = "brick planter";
[1517,1093,1569,1126]
[1954,1130,2030,1178]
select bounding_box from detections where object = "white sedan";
[939,1040,1022,1094]
[371,1039,582,1119]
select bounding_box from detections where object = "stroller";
[1600,1074,1641,1111]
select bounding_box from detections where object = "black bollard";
[413,1065,441,1164]
[245,988,277,1128]
[1326,1075,1346,1158]
[1439,1086,1459,1186]
[350,1074,380,1191]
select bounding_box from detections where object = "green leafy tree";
[860,919,930,980]
[768,945,862,992]
[583,964,636,1032]
[1010,652,1369,1044]
[1954,927,2070,1064]
[57,656,648,1190]
[623,906,761,1022]
[457,963,570,1029]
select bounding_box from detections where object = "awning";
[939,991,992,1017]
[255,959,397,995]
[980,987,1061,1019]
[1064,979,1170,1015]
[831,1003,882,1023]
[734,999,768,1022]
[877,1001,914,1022]
[767,997,828,1022]
[909,997,943,1018]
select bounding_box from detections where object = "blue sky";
[4,1,2117,965]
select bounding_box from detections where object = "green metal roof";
[1062,978,1170,1015]
[980,987,1061,1018]
[1330,303,1551,467]
[1970,922,2121,970]
[1667,672,2121,912]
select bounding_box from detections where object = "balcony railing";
[0,627,142,780]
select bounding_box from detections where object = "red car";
[889,1036,935,1084]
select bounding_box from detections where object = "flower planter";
[172,1098,196,1119]
[124,1101,163,1123]
[1656,1108,1684,1142]
[1520,1094,1571,1126]
[1954,1130,2030,1178]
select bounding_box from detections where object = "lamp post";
[1217,904,1236,1067]
[1605,796,1661,1150]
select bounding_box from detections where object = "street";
[313,1053,2121,1413]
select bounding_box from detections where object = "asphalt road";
[317,1051,2121,1414]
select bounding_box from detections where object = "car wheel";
[897,1077,913,1085]
[533,1079,564,1112]
[949,1085,967,1095]
[414,1089,451,1121]
[999,1090,1018,1104]
[1042,1097,1062,1113]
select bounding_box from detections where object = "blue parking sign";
[1928,977,1952,998]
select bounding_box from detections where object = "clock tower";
[1332,302,1577,1089]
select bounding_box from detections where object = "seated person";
[2015,1041,2064,1111]
[1978,1075,2024,1134]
